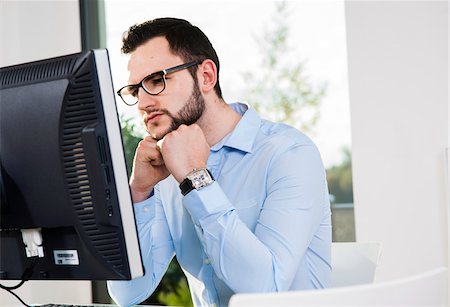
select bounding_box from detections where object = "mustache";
[143,108,181,141]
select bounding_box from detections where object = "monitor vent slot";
[61,69,125,274]
[0,57,78,87]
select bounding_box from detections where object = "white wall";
[0,280,92,306]
[346,0,449,282]
[0,0,81,67]
[0,0,92,305]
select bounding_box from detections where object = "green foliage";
[242,1,352,205]
[157,267,193,307]
[326,147,353,204]
[244,1,327,135]
[140,259,193,306]
[120,116,142,176]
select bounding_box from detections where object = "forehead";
[127,36,182,83]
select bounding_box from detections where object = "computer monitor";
[0,49,144,281]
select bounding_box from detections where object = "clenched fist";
[129,135,170,202]
[158,124,210,183]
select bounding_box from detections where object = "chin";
[147,127,169,141]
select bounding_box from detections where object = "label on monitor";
[53,250,80,265]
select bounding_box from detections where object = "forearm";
[107,195,174,306]
[207,211,279,292]
[183,145,328,292]
[183,183,318,292]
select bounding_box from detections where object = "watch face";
[187,169,213,189]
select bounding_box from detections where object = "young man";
[108,18,331,307]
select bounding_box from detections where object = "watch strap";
[180,177,194,196]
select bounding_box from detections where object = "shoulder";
[257,119,316,151]
[253,119,325,172]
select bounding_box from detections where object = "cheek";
[167,92,193,113]
[171,75,195,97]
[162,76,195,112]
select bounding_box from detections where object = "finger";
[177,124,188,131]
[143,134,157,144]
[136,139,164,166]
[148,152,164,166]
[156,136,165,151]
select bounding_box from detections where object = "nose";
[137,87,158,111]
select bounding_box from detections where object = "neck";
[197,98,241,146]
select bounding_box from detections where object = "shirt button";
[142,207,149,213]
[203,258,211,265]
[211,304,217,307]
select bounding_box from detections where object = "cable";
[0,257,37,307]
[0,287,32,307]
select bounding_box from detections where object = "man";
[107,18,331,307]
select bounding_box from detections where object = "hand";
[159,124,210,183]
[129,135,170,202]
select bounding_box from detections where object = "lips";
[145,112,164,124]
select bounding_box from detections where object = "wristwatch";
[179,168,215,196]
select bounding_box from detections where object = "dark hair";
[122,18,222,99]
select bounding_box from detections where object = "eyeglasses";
[117,60,202,106]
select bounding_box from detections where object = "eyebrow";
[128,70,164,86]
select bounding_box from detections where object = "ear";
[197,59,218,94]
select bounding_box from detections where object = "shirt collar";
[210,103,261,154]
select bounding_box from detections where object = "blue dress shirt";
[108,103,332,307]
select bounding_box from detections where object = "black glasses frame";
[117,60,203,106]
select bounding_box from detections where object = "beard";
[146,82,206,141]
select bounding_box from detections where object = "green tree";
[326,147,353,204]
[120,116,142,176]
[244,1,326,135]
[156,263,193,307]
[327,147,355,242]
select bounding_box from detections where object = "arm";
[183,143,329,292]
[108,136,174,306]
[107,188,175,306]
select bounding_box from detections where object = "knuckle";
[137,140,145,148]
[144,135,154,142]
[164,131,175,141]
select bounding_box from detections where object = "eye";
[143,73,164,87]
[129,86,139,97]
[150,76,164,85]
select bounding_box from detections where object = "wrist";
[179,168,215,196]
[130,183,154,203]
[175,164,207,183]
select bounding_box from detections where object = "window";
[96,0,355,304]
[104,1,355,242]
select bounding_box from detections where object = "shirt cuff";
[133,196,156,224]
[182,181,232,225]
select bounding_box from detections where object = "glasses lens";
[142,74,165,95]
[119,86,138,106]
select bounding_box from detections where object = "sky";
[104,0,351,168]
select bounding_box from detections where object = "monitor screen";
[0,49,144,280]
